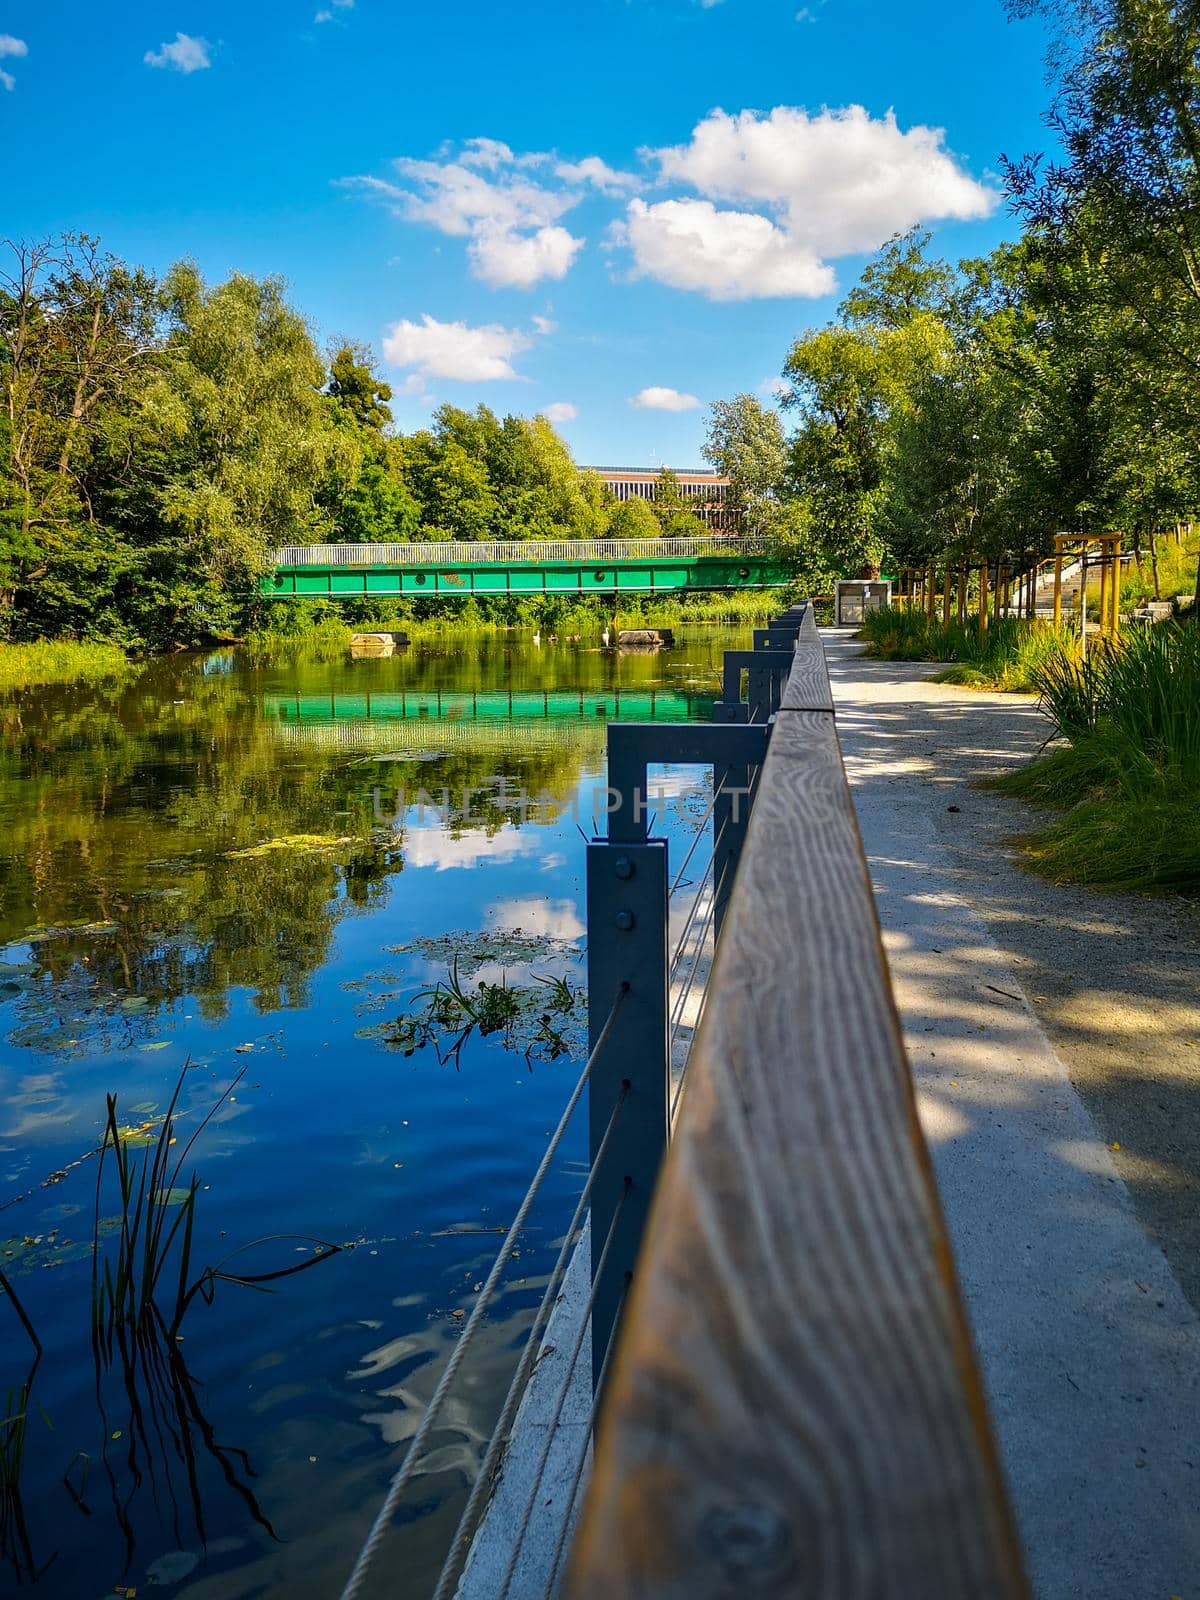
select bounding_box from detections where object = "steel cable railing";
[492,1182,632,1600]
[543,1274,632,1594]
[668,844,718,980]
[337,983,629,1600]
[273,535,766,569]
[428,1091,629,1600]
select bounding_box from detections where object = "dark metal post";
[586,838,669,1391]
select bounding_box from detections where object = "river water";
[0,628,744,1599]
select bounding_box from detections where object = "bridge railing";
[271,535,766,568]
[565,605,1029,1598]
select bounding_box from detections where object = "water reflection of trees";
[0,652,607,1047]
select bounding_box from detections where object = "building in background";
[585,467,733,531]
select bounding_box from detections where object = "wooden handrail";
[566,612,1029,1598]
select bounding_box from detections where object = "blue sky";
[2,0,1053,465]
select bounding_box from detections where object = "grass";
[1117,530,1199,611]
[859,607,1071,691]
[993,621,1200,892]
[0,639,129,692]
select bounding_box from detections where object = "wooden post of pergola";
[926,563,937,619]
[957,562,968,626]
[942,566,953,627]
[1098,541,1110,638]
[979,559,989,633]
[1052,535,1065,628]
[1107,534,1123,634]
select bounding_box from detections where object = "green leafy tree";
[146,265,342,586]
[327,341,393,432]
[702,394,787,533]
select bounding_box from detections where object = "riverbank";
[0,638,130,691]
[244,588,795,646]
[0,593,797,691]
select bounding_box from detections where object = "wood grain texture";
[566,648,1028,1599]
[777,644,833,713]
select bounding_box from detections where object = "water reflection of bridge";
[261,688,715,755]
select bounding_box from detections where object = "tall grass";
[0,639,129,692]
[1118,531,1199,610]
[996,622,1200,891]
[859,606,1070,691]
[0,1272,45,1581]
[92,1064,339,1353]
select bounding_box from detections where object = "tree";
[147,264,342,582]
[702,394,786,533]
[0,236,160,632]
[327,341,393,432]
[607,496,661,539]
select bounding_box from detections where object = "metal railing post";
[586,838,669,1391]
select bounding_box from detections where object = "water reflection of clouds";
[403,825,545,872]
[485,899,584,943]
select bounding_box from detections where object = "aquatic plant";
[86,1063,341,1574]
[386,957,582,1067]
[0,1272,50,1583]
[91,1065,339,1352]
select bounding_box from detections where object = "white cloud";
[382,314,533,384]
[315,0,353,17]
[469,224,583,288]
[531,314,558,335]
[619,197,834,301]
[351,107,996,304]
[759,376,793,401]
[0,34,26,89]
[346,143,586,289]
[144,32,211,73]
[652,106,997,258]
[542,401,577,423]
[554,156,639,195]
[630,386,701,413]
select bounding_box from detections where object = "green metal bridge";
[261,536,787,599]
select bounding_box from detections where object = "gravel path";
[825,630,1200,1597]
[826,632,1200,1309]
